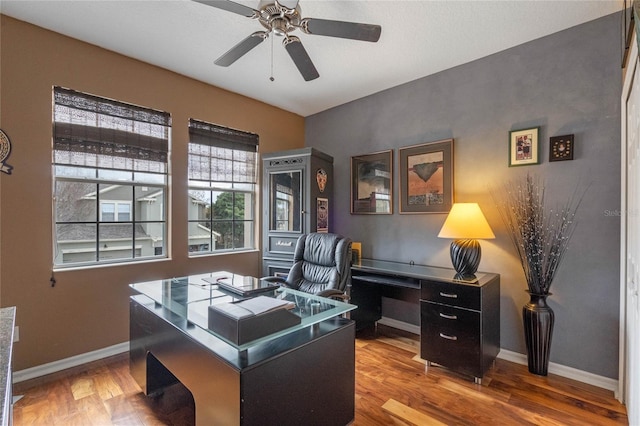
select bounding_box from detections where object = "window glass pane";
[234,221,252,249]
[211,182,233,190]
[188,221,212,253]
[232,183,254,191]
[55,223,97,265]
[188,180,212,189]
[98,223,134,261]
[134,172,166,185]
[235,192,253,220]
[188,190,211,221]
[142,222,165,256]
[136,186,164,221]
[98,169,133,182]
[55,181,97,222]
[55,165,96,179]
[211,191,234,220]
[212,221,233,250]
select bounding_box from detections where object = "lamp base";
[450,239,481,277]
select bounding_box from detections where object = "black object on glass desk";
[350,259,500,383]
[206,274,279,297]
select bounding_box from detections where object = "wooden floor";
[12,325,628,425]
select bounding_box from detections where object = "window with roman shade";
[187,118,258,254]
[53,86,170,267]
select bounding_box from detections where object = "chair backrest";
[287,233,352,295]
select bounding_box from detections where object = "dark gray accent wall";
[306,13,621,379]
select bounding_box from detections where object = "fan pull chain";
[269,35,275,82]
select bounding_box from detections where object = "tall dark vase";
[522,292,554,376]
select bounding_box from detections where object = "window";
[53,87,170,267]
[187,119,258,254]
[100,201,131,222]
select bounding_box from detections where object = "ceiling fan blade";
[214,32,268,67]
[301,18,381,42]
[276,0,299,10]
[192,0,258,18]
[283,36,319,82]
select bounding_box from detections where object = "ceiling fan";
[194,0,382,81]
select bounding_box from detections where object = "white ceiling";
[1,0,624,117]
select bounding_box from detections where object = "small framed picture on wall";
[549,134,574,162]
[509,127,540,167]
[316,198,328,233]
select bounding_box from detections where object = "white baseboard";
[377,318,619,393]
[497,349,619,393]
[13,341,129,384]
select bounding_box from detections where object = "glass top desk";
[129,272,357,426]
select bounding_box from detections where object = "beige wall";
[0,16,305,370]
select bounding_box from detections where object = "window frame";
[187,119,259,256]
[52,87,170,269]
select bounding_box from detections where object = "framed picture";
[399,139,454,214]
[350,150,393,214]
[549,134,574,162]
[351,242,362,265]
[316,198,328,232]
[509,127,540,166]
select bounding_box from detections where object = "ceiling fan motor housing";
[258,1,301,36]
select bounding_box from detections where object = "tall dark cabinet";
[262,148,333,277]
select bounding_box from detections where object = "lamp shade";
[438,203,495,240]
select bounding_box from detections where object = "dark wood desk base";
[350,259,500,383]
[130,296,355,426]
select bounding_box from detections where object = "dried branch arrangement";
[493,174,584,295]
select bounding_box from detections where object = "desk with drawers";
[350,259,500,383]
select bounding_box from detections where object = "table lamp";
[438,203,495,278]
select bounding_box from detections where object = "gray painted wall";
[306,13,621,379]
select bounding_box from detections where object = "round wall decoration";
[0,129,13,175]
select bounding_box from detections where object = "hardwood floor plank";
[75,393,113,425]
[70,377,94,401]
[12,325,627,426]
[382,398,448,426]
[92,365,125,401]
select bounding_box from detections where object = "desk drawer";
[421,280,480,310]
[420,301,481,376]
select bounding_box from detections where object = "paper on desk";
[235,296,295,315]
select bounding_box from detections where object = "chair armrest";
[317,289,349,302]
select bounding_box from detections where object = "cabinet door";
[268,170,303,233]
[420,301,482,377]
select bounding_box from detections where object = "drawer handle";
[439,292,458,298]
[439,313,457,320]
[439,333,458,341]
[276,241,293,247]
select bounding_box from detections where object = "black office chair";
[265,233,352,300]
